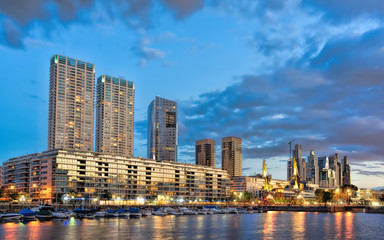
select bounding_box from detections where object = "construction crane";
[262,159,269,191]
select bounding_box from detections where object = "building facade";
[222,136,242,177]
[147,96,177,162]
[230,176,289,198]
[342,156,351,185]
[3,150,230,203]
[196,139,216,168]
[307,150,319,185]
[48,55,95,151]
[95,75,135,156]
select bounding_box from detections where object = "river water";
[0,212,383,239]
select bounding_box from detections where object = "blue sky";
[1,0,384,188]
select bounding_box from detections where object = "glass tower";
[48,55,95,151]
[147,96,177,162]
[95,75,135,156]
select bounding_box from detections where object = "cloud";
[0,0,204,49]
[160,0,204,19]
[175,16,384,173]
[132,37,166,66]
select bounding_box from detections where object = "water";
[0,212,383,240]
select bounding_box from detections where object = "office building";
[292,144,307,180]
[95,75,135,156]
[307,150,319,185]
[48,55,95,151]
[196,139,216,167]
[222,136,242,177]
[147,96,177,162]
[3,150,230,203]
[342,156,351,185]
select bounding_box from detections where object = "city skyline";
[1,1,384,188]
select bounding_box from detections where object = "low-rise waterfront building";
[230,176,289,198]
[3,150,230,203]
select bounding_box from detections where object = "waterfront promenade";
[1,212,383,239]
[1,204,383,214]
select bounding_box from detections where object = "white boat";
[152,211,166,216]
[105,210,118,218]
[142,210,152,216]
[84,214,96,219]
[227,208,238,214]
[2,213,22,221]
[237,209,248,214]
[118,212,130,218]
[94,212,105,218]
[203,207,220,214]
[179,207,197,215]
[197,211,207,215]
[170,211,183,215]
[219,209,229,214]
[52,212,70,219]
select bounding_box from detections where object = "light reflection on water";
[0,212,383,240]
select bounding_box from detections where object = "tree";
[244,191,253,202]
[341,184,358,203]
[8,191,19,201]
[315,189,334,204]
[0,187,5,198]
[379,194,384,202]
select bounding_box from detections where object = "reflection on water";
[0,212,382,240]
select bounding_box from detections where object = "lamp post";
[347,189,351,205]
[335,188,340,206]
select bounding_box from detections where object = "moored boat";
[94,211,105,218]
[36,210,53,220]
[142,210,152,216]
[19,209,37,220]
[179,207,197,215]
[151,210,166,216]
[52,211,70,219]
[105,209,118,218]
[117,209,130,218]
[2,213,22,221]
[128,208,142,218]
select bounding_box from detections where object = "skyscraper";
[196,139,216,167]
[147,96,177,161]
[222,136,242,177]
[292,144,306,180]
[95,75,135,156]
[342,156,351,185]
[48,55,95,151]
[307,150,319,185]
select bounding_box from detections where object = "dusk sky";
[1,0,384,188]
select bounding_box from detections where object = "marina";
[0,212,383,239]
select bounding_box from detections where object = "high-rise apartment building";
[48,55,95,151]
[95,75,135,156]
[148,96,177,161]
[222,136,242,177]
[196,139,216,167]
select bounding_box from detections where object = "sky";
[1,0,384,188]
